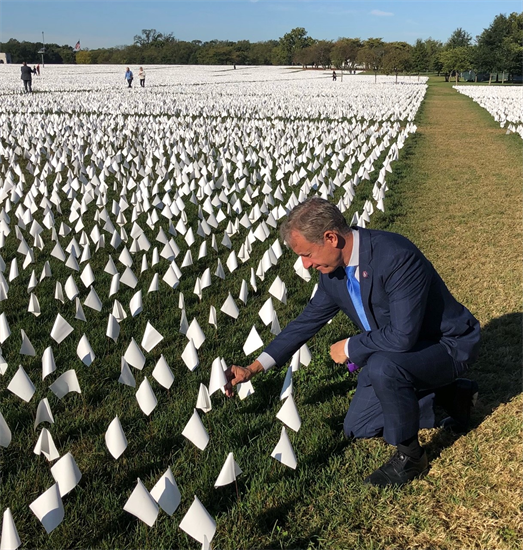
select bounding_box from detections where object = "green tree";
[477,12,523,82]
[424,38,444,74]
[231,40,251,65]
[441,27,473,81]
[133,29,164,47]
[58,45,76,64]
[411,39,428,79]
[249,40,278,65]
[331,38,362,71]
[439,46,473,83]
[1,38,39,63]
[358,38,385,83]
[301,40,332,68]
[76,50,92,64]
[121,44,141,64]
[293,45,314,68]
[166,40,200,64]
[477,14,507,81]
[506,14,522,77]
[446,27,472,49]
[277,27,314,64]
[471,43,496,82]
[270,45,286,65]
[197,40,236,65]
[383,41,412,82]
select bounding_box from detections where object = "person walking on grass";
[21,61,36,93]
[138,67,146,87]
[226,197,480,488]
[125,67,133,88]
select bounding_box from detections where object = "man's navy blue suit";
[264,227,481,446]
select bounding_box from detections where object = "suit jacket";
[21,65,34,81]
[264,228,480,368]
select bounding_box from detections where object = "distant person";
[21,61,36,93]
[36,64,40,76]
[332,70,337,81]
[138,67,145,87]
[125,67,133,88]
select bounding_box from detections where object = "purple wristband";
[346,361,360,373]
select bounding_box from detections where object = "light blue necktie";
[345,265,371,331]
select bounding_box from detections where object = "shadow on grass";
[300,433,352,473]
[263,313,522,489]
[302,377,355,406]
[472,312,522,408]
[426,312,522,461]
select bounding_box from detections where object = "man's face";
[288,230,344,274]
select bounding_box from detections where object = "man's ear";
[323,231,339,247]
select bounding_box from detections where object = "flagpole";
[41,31,45,67]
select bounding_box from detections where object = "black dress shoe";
[437,378,479,432]
[364,450,429,487]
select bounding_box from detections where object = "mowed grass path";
[329,80,522,549]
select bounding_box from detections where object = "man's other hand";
[330,339,348,364]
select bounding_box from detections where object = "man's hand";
[330,339,348,364]
[224,360,263,397]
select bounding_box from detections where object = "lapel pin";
[362,271,368,278]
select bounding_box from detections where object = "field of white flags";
[0,64,427,548]
[454,85,523,139]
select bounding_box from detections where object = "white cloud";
[370,9,394,17]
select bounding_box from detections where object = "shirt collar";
[347,229,359,267]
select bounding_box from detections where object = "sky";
[0,0,520,49]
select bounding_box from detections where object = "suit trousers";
[343,341,467,446]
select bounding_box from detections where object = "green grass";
[0,87,407,549]
[334,76,523,550]
[0,76,521,549]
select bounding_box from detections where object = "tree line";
[1,12,521,81]
[0,39,76,64]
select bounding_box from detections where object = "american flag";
[74,41,81,52]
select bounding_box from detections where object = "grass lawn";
[0,75,521,549]
[339,76,522,550]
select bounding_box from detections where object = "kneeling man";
[226,198,480,487]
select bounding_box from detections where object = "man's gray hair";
[280,197,350,244]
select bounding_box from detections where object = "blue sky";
[0,1,520,49]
